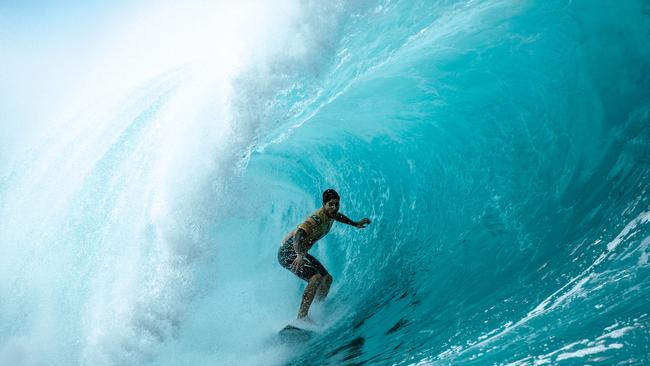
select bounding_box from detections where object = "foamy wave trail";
[1,0,650,365]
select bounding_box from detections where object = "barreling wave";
[1,0,649,365]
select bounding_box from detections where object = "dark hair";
[322,189,340,204]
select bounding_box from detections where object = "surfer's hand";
[355,218,371,228]
[290,255,304,273]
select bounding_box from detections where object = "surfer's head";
[322,189,340,217]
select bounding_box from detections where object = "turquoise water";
[1,1,649,365]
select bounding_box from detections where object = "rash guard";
[282,208,334,251]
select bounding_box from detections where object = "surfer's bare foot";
[297,316,316,325]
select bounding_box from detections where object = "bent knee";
[309,273,323,282]
[324,274,333,283]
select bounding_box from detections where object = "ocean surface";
[1,0,649,365]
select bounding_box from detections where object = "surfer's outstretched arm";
[335,213,371,228]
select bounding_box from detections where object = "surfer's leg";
[304,254,331,301]
[316,274,332,301]
[298,273,322,319]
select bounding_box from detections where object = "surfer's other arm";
[334,212,371,228]
[290,228,308,272]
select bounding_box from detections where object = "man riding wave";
[278,189,371,320]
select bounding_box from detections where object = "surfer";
[278,189,371,321]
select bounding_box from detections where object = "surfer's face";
[324,198,339,217]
